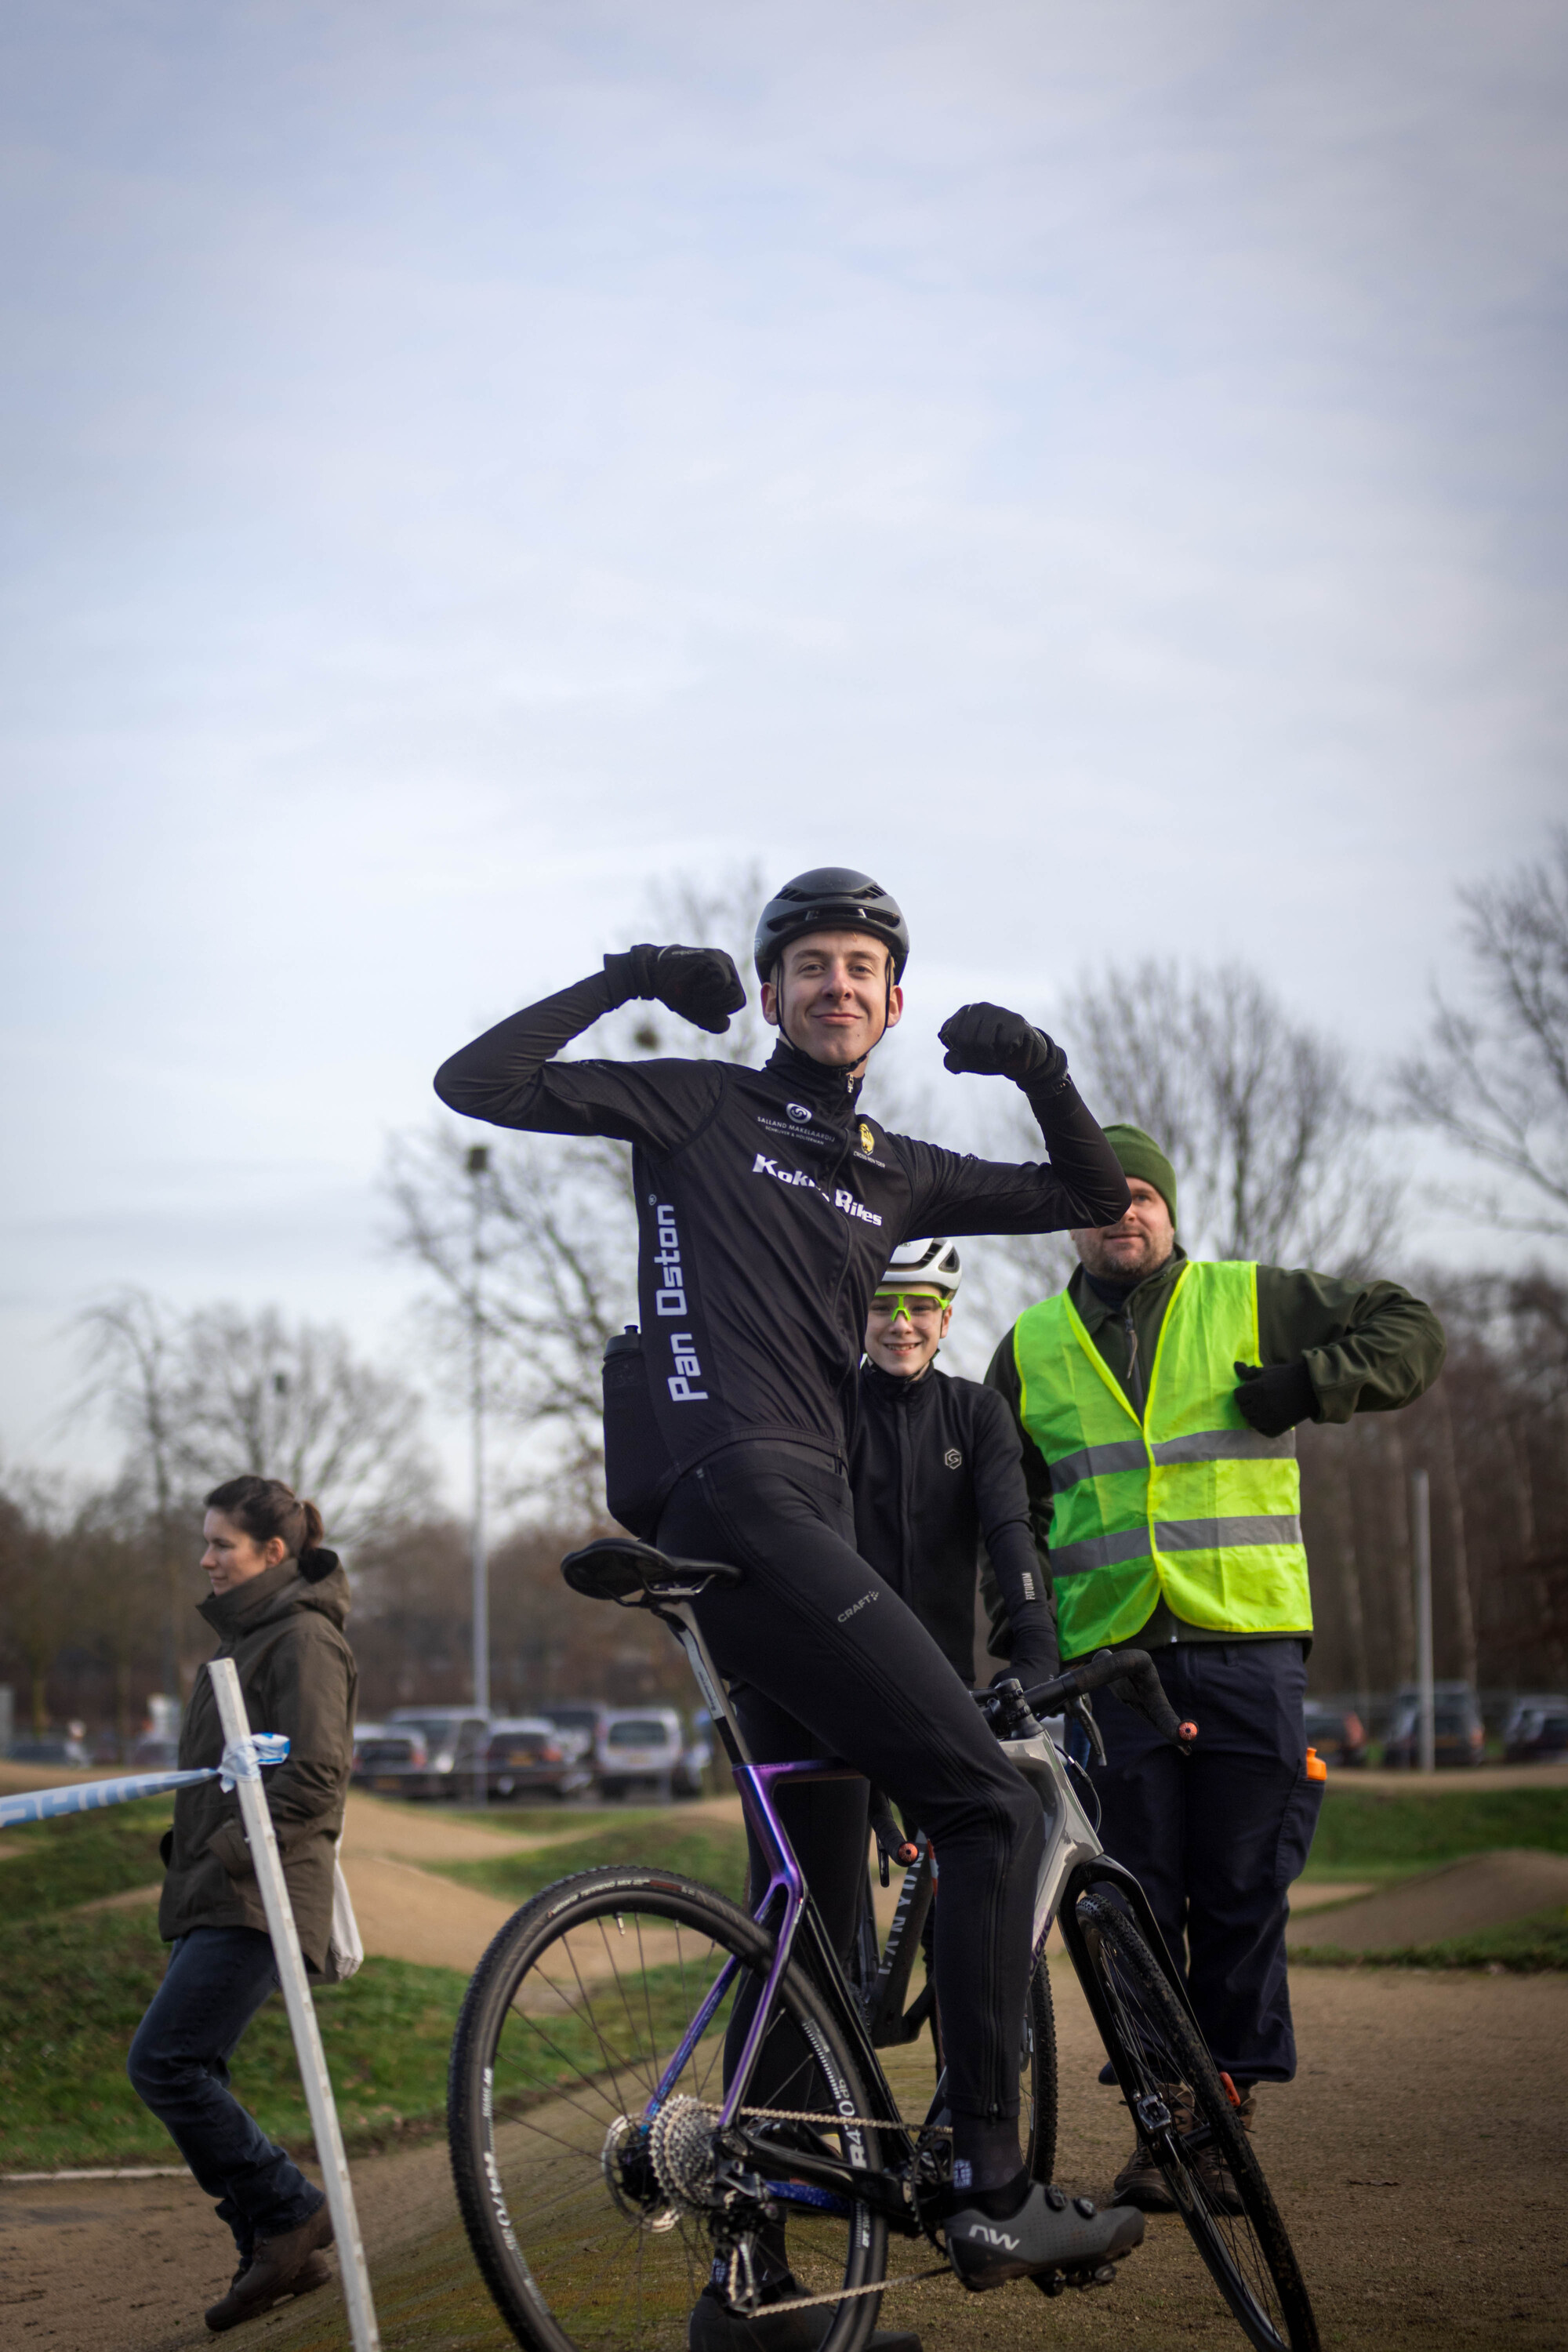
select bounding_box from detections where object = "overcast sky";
[2,0,1563,1501]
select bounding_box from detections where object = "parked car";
[352,1721,430,1795]
[672,1715,715,1800]
[387,1708,492,1798]
[129,1734,181,1770]
[595,1708,684,1801]
[482,1718,591,1802]
[1382,1682,1486,1769]
[1302,1699,1368,1769]
[1503,1695,1568,1764]
[538,1703,608,1768]
[5,1733,89,1767]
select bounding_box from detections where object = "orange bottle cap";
[1305,1744,1327,1782]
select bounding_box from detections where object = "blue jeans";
[1085,1639,1323,2084]
[128,1927,325,2258]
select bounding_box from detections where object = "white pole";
[1410,1468,1436,1776]
[207,1658,380,2352]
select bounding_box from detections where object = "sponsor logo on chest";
[750,1154,884,1226]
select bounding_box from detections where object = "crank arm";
[732,2132,923,2231]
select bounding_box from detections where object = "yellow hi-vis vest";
[1013,1260,1312,1659]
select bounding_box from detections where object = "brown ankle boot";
[1196,2087,1256,2214]
[205,2204,336,2332]
[1112,2082,1192,2212]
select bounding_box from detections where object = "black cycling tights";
[658,1440,1043,2126]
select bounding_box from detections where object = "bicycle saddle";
[561,1538,744,1603]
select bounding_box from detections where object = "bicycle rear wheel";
[448,1865,887,2352]
[1073,1893,1319,2352]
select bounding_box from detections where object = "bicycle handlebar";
[1021,1648,1197,1752]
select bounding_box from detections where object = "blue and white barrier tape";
[0,1737,291,1829]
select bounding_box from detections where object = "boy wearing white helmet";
[851,1238,1058,1697]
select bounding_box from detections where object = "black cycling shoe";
[688,2279,920,2351]
[942,2179,1145,2292]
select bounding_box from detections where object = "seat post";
[658,1599,752,1768]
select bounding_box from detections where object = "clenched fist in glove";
[938,1002,1068,1088]
[1233,1359,1318,1439]
[604,944,747,1036]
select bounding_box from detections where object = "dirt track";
[5,1958,1566,2352]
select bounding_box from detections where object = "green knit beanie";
[1101,1123,1178,1229]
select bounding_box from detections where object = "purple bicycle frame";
[651,1755,863,2132]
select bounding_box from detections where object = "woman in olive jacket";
[128,1475,357,2334]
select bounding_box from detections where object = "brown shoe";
[1195,2088,1256,2215]
[1112,2083,1190,2212]
[205,2205,336,2332]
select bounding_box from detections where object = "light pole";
[467,1144,490,1804]
[1410,1467,1435,1774]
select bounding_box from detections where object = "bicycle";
[448,1537,1320,2352]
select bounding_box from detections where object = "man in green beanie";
[985,1123,1443,2205]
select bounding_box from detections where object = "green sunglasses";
[868,1290,951,1322]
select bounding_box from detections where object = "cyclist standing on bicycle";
[435,868,1145,2318]
[851,1236,1058,1698]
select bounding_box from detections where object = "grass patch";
[442,1803,671,1836]
[0,1906,468,2170]
[431,1815,751,1908]
[1301,1784,1568,1879]
[0,1793,174,1918]
[1292,1906,1568,1973]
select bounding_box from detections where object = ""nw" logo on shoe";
[965,2224,1020,2249]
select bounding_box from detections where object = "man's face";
[760,931,903,1071]
[863,1287,953,1377]
[1072,1176,1174,1282]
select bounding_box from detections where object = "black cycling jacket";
[849,1359,1057,1686]
[434,968,1129,1483]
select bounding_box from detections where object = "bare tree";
[67,1290,192,1694]
[0,1479,68,1732]
[1395,827,1568,1241]
[71,1291,434,1561]
[387,863,768,1512]
[170,1305,434,1544]
[1058,960,1402,1272]
[387,1124,635,1515]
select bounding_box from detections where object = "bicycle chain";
[724,2252,951,2317]
[729,2103,952,2136]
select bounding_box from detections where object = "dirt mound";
[1287,1847,1568,1951]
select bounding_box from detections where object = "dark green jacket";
[983,1247,1446,1656]
[159,1555,356,1971]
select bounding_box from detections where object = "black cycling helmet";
[753,867,910,985]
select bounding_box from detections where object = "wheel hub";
[601,2114,679,2232]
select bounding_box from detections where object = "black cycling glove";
[992,1606,1059,1698]
[1233,1358,1318,1438]
[604,944,747,1035]
[938,1002,1067,1088]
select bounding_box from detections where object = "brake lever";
[1067,1693,1106,1768]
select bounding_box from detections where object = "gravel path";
[7,1958,1564,2352]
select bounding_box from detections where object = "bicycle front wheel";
[1074,1893,1319,2352]
[1022,1950,1058,2183]
[448,1865,887,2352]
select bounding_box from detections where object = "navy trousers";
[1085,1639,1323,2085]
[128,1927,325,2258]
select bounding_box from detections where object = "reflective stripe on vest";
[1013,1260,1312,1655]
